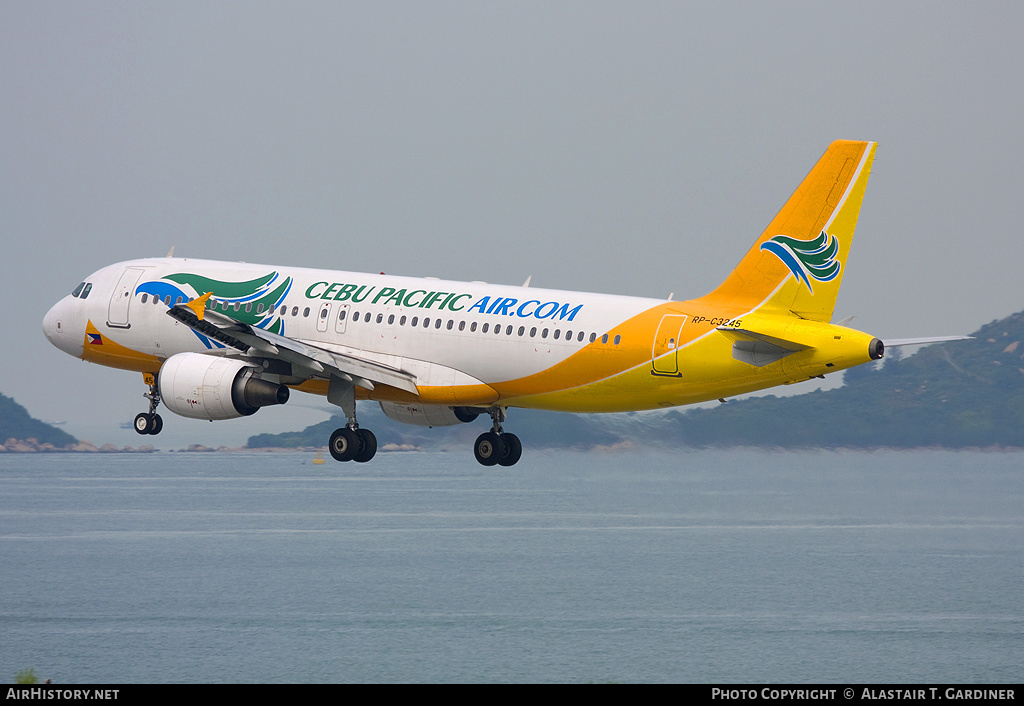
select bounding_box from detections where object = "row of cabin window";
[138,293,622,346]
[335,308,621,345]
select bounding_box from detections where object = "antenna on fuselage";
[521,275,532,288]
[166,246,175,258]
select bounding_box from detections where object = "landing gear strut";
[326,375,377,463]
[474,407,522,467]
[134,372,163,435]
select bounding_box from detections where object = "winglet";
[185,292,214,321]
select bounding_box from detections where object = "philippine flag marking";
[87,333,103,345]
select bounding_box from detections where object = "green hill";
[248,310,1024,451]
[0,393,78,448]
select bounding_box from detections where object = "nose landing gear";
[134,372,163,435]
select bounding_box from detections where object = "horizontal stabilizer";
[884,336,973,347]
[717,326,811,367]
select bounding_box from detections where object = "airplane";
[42,140,966,465]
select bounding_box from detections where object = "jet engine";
[379,401,480,427]
[158,352,289,420]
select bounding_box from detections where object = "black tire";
[354,428,377,463]
[498,432,522,466]
[148,414,163,435]
[474,432,506,466]
[134,413,152,435]
[329,427,360,462]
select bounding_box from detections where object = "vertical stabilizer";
[698,140,876,322]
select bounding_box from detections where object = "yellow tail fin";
[698,140,877,322]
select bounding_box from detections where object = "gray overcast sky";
[3,1,1023,448]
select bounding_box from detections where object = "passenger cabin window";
[614,334,621,345]
[141,293,149,303]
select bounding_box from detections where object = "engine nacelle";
[379,401,480,427]
[158,352,289,420]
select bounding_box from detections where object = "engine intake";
[158,352,289,420]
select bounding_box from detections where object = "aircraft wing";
[166,301,420,395]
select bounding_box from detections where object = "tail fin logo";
[759,231,841,293]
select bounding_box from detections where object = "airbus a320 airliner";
[43,141,963,465]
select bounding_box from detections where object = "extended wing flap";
[167,302,420,395]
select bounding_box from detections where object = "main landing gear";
[328,426,377,463]
[134,373,163,435]
[473,407,522,467]
[326,375,377,463]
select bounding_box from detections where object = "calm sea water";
[1,449,1021,683]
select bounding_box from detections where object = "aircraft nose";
[43,298,83,357]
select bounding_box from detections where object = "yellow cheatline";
[82,320,163,374]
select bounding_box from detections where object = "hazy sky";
[3,2,1023,448]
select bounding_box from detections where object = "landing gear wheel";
[354,429,377,463]
[148,414,163,435]
[474,432,507,467]
[497,432,522,466]
[134,413,153,435]
[329,427,360,462]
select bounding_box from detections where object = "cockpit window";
[72,282,86,298]
[80,283,92,299]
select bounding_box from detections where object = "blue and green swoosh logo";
[136,271,292,347]
[760,231,841,293]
